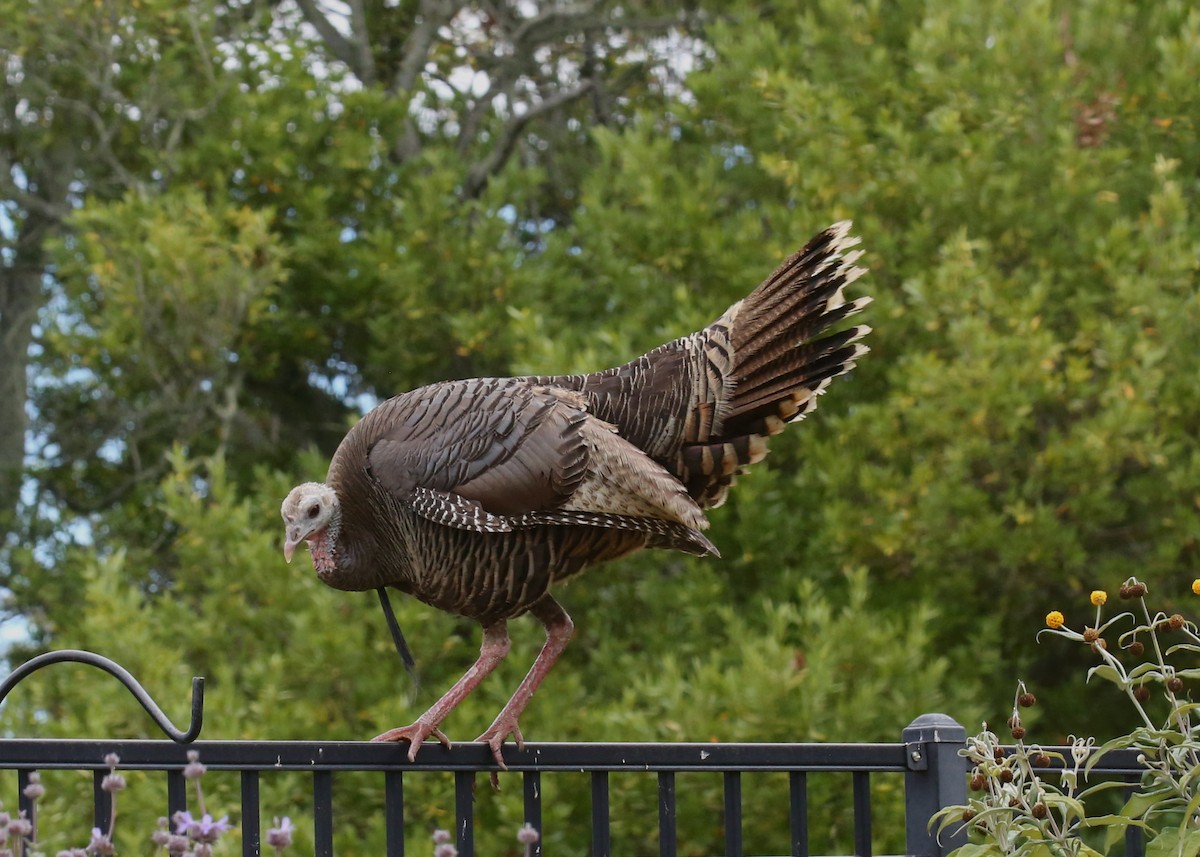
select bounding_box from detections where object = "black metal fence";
[0,652,1152,856]
[1,719,968,857]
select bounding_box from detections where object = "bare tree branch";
[456,63,517,157]
[345,0,378,86]
[462,80,594,200]
[509,3,601,48]
[389,0,464,163]
[44,460,170,516]
[294,0,374,83]
[390,0,461,95]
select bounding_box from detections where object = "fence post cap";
[903,713,966,743]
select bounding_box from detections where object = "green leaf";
[1128,662,1167,682]
[1088,663,1130,687]
[947,844,1006,857]
[1147,827,1200,857]
[1096,811,1155,854]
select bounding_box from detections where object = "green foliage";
[6,0,1200,848]
[938,580,1200,856]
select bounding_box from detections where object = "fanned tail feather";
[679,221,872,507]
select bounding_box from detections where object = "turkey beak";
[283,526,301,563]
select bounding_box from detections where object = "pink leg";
[476,596,574,768]
[373,621,511,762]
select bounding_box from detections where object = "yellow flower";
[1090,590,1108,607]
[1192,579,1200,596]
[1046,611,1065,630]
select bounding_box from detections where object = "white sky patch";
[447,65,491,99]
[0,617,32,654]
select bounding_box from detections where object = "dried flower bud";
[1082,627,1099,642]
[1018,692,1036,708]
[1011,726,1026,740]
[1169,614,1186,630]
[1129,641,1145,656]
[1129,582,1148,597]
[969,772,986,791]
[1032,802,1048,819]
[183,753,207,780]
[999,768,1014,783]
[1134,684,1152,702]
[22,774,45,801]
[1168,676,1184,693]
[962,808,977,822]
[994,747,1006,762]
[1119,583,1131,599]
[1033,753,1053,768]
[1091,638,1107,653]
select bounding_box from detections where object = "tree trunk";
[0,211,53,518]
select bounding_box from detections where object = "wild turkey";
[281,221,871,766]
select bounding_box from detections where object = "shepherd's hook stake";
[0,649,204,743]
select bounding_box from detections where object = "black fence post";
[903,713,967,857]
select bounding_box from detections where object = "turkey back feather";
[528,221,871,510]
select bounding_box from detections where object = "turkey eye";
[307,504,320,519]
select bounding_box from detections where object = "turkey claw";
[476,720,525,770]
[372,723,451,762]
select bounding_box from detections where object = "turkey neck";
[323,468,414,593]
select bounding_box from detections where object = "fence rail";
[0,652,1153,857]
[0,721,971,857]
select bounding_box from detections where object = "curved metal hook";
[0,650,204,743]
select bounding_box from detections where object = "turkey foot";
[375,621,513,762]
[476,714,526,768]
[373,721,451,760]
[478,596,574,774]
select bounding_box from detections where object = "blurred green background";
[1,0,1197,852]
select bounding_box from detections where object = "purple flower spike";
[7,813,33,838]
[193,813,232,844]
[173,810,196,836]
[266,816,294,849]
[86,827,115,855]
